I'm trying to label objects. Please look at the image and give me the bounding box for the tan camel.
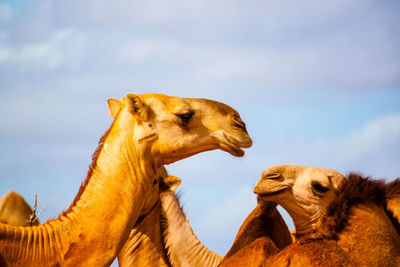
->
[252,166,400,266]
[116,94,252,267]
[0,93,252,266]
[0,191,39,227]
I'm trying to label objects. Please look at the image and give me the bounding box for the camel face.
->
[108,93,252,165]
[254,165,344,234]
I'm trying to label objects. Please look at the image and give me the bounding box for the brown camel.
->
[0,191,39,227]
[0,93,252,266]
[218,165,344,266]
[251,166,400,266]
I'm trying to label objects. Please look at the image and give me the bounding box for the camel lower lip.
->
[222,134,246,157]
[258,188,287,198]
[221,142,244,157]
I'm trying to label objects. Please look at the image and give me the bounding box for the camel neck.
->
[161,191,223,267]
[59,112,156,264]
[287,208,319,236]
[0,112,157,266]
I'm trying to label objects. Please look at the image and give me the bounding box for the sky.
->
[0,0,400,259]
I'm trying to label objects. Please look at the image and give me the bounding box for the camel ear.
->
[330,174,345,189]
[107,98,121,118]
[125,93,157,143]
[163,176,182,192]
[125,94,149,121]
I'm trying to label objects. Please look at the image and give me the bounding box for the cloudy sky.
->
[1,0,399,258]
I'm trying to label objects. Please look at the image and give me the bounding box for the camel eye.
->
[176,111,194,126]
[312,181,329,195]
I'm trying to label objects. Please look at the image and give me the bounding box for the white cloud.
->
[2,0,398,92]
[0,28,86,72]
[322,114,400,164]
[116,39,180,64]
[248,113,400,179]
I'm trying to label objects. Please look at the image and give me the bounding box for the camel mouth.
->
[220,132,252,157]
[256,188,288,199]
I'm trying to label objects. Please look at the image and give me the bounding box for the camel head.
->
[253,165,345,235]
[107,93,252,165]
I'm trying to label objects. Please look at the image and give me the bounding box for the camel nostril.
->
[232,119,247,131]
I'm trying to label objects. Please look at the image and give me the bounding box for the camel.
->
[0,93,252,266]
[251,166,400,266]
[218,165,344,266]
[0,191,39,227]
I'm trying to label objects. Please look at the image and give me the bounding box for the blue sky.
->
[0,0,399,257]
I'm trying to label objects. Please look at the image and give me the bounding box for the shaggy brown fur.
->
[313,173,387,240]
[308,173,400,240]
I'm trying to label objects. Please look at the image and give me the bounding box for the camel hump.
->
[0,191,39,226]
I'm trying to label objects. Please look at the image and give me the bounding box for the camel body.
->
[262,202,400,266]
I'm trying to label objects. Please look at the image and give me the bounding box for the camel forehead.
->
[140,93,237,115]
[263,165,344,186]
[299,167,345,188]
[140,93,190,113]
